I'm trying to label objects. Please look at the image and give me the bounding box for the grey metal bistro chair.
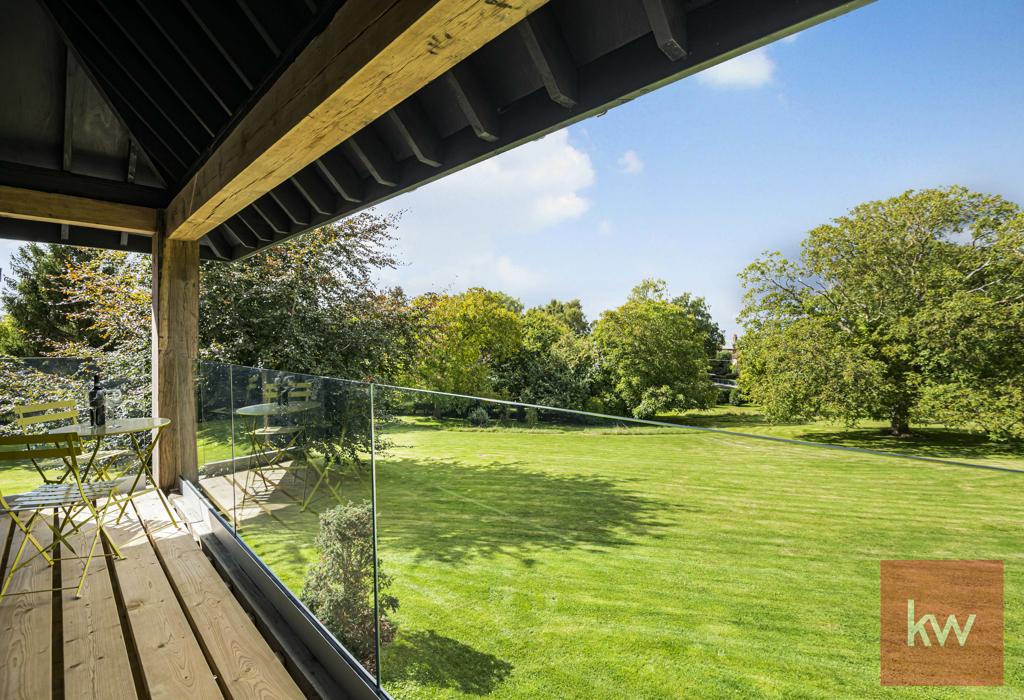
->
[0,433,139,599]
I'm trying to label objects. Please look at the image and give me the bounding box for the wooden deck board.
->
[133,494,305,700]
[0,512,53,700]
[103,508,225,700]
[61,517,138,700]
[0,495,305,700]
[201,469,300,525]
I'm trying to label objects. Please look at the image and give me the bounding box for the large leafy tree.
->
[408,288,522,397]
[3,213,418,385]
[593,280,717,418]
[200,213,417,380]
[537,299,589,335]
[739,187,1024,438]
[1,244,102,354]
[496,306,599,409]
[671,292,724,358]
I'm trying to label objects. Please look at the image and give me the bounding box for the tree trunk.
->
[889,403,911,437]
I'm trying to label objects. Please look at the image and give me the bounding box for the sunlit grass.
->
[218,413,1023,699]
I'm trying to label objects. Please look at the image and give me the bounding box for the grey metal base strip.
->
[179,479,388,700]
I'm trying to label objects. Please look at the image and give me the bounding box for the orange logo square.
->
[880,560,1003,686]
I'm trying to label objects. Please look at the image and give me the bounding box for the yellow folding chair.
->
[0,433,136,599]
[14,400,130,481]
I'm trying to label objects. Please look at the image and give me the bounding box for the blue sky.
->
[376,0,1024,338]
[2,0,1023,338]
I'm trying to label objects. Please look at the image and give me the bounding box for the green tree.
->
[593,280,717,418]
[739,187,1024,438]
[409,288,523,398]
[1,244,101,354]
[199,213,418,380]
[496,307,599,409]
[537,299,589,335]
[0,315,24,355]
[671,292,724,358]
[3,214,418,428]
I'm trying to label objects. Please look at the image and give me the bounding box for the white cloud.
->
[617,149,644,175]
[597,219,613,236]
[374,128,594,296]
[534,192,590,225]
[696,48,776,88]
[495,256,541,290]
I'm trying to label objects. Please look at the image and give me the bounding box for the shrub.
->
[301,503,398,671]
[467,405,489,427]
[728,388,745,406]
[524,407,539,428]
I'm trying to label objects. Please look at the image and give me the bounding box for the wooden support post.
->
[151,226,199,489]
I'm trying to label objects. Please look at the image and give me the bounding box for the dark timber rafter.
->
[643,0,688,61]
[315,151,365,204]
[518,7,577,108]
[221,217,258,249]
[62,48,77,172]
[291,167,337,215]
[236,210,274,242]
[444,63,499,142]
[387,99,442,167]
[252,197,291,235]
[13,0,872,264]
[347,130,398,187]
[268,181,312,226]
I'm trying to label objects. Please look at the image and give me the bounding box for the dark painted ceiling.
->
[0,0,866,261]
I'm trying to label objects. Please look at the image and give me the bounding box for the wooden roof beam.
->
[0,184,158,235]
[387,99,442,167]
[315,151,365,203]
[643,0,688,61]
[166,0,547,241]
[444,63,500,142]
[518,7,577,108]
[347,130,398,187]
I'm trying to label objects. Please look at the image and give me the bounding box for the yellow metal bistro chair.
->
[0,433,137,599]
[14,400,130,481]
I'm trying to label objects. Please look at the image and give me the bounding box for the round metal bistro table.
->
[49,417,176,525]
[235,401,321,512]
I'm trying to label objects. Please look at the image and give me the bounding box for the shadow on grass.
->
[375,456,671,564]
[797,427,1024,462]
[658,409,804,430]
[383,630,513,695]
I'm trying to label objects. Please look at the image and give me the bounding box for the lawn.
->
[211,411,1024,699]
[668,405,1024,471]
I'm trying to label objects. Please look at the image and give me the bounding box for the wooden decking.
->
[0,493,305,700]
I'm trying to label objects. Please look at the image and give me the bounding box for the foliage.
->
[408,288,523,398]
[495,306,600,410]
[1,244,102,354]
[728,388,744,406]
[670,291,725,358]
[301,502,398,671]
[593,279,717,418]
[536,298,589,335]
[467,405,490,427]
[50,252,152,418]
[0,357,148,438]
[739,187,1024,438]
[0,315,24,355]
[200,214,419,381]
